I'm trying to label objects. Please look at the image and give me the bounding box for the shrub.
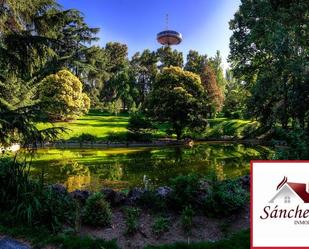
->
[0,157,76,231]
[137,191,166,211]
[169,174,200,209]
[204,179,248,217]
[82,193,112,227]
[273,129,309,160]
[74,133,97,143]
[181,205,194,236]
[39,69,90,121]
[128,113,153,133]
[152,216,170,236]
[124,207,140,235]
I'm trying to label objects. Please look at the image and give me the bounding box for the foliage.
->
[104,99,123,115]
[144,229,249,249]
[0,157,76,231]
[128,113,154,133]
[73,133,97,143]
[0,222,120,249]
[184,50,208,75]
[222,69,249,119]
[146,66,208,139]
[82,192,112,227]
[40,70,90,121]
[273,129,309,159]
[204,179,248,217]
[137,191,166,211]
[152,216,170,236]
[156,46,183,68]
[208,51,226,93]
[229,0,309,130]
[201,65,224,117]
[181,205,194,236]
[130,49,158,105]
[169,174,200,209]
[124,207,140,235]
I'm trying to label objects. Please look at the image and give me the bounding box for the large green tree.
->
[145,67,208,139]
[156,46,183,68]
[184,50,208,75]
[39,70,90,121]
[222,69,249,118]
[130,49,158,105]
[0,0,97,146]
[201,65,224,117]
[229,0,309,129]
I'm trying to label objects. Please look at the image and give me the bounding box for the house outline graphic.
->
[269,177,309,204]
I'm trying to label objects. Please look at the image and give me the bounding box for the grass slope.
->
[203,118,259,139]
[37,111,259,142]
[37,111,130,141]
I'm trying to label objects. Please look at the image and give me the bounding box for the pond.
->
[26,142,273,192]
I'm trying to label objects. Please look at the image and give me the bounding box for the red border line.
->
[250,160,309,249]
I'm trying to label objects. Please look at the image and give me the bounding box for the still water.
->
[28,142,273,191]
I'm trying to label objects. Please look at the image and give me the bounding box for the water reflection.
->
[28,143,273,191]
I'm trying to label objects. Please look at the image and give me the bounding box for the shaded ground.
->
[80,205,249,249]
[0,206,249,249]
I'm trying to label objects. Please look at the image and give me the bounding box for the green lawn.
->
[37,112,259,142]
[203,118,260,139]
[37,111,130,141]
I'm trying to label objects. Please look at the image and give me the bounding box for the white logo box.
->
[251,161,309,249]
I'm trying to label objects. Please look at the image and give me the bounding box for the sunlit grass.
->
[36,111,130,140]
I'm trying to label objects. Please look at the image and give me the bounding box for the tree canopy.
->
[229,0,309,129]
[145,66,208,139]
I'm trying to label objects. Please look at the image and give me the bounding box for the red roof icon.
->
[276,176,309,203]
[286,182,309,203]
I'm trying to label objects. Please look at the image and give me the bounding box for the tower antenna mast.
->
[157,14,182,47]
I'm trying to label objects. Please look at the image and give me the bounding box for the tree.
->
[145,67,208,140]
[209,51,226,93]
[201,65,224,117]
[156,46,183,68]
[184,50,208,75]
[39,69,90,121]
[100,42,129,103]
[130,49,158,105]
[82,46,109,107]
[222,69,249,118]
[229,0,309,130]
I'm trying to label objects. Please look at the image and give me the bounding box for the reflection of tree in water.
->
[89,162,123,180]
[30,143,273,190]
[101,144,271,187]
[31,160,90,188]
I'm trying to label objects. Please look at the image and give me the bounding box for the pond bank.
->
[38,138,266,149]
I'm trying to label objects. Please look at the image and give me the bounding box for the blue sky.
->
[58,0,240,69]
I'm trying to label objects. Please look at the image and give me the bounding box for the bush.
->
[152,216,170,236]
[0,157,76,231]
[137,190,166,211]
[74,133,97,143]
[39,69,90,121]
[181,205,194,236]
[169,174,200,209]
[82,193,112,227]
[124,207,140,235]
[128,113,153,133]
[204,179,248,217]
[273,129,309,159]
